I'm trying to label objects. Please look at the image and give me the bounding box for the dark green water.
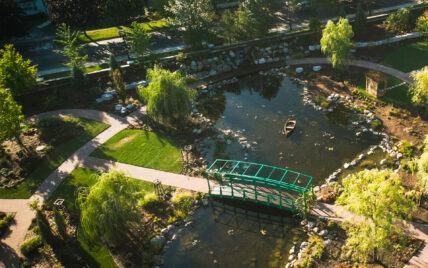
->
[163,200,306,268]
[197,74,380,184]
[163,74,379,267]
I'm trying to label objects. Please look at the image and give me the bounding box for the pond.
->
[163,73,380,267]
[163,199,306,268]
[196,73,380,184]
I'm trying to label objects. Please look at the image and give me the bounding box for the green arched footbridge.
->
[206,159,313,212]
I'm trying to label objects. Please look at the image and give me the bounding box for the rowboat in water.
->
[284,118,297,135]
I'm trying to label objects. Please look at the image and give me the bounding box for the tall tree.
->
[320,18,354,68]
[79,170,144,245]
[409,66,428,108]
[138,65,195,124]
[166,0,213,46]
[0,87,24,142]
[112,69,126,103]
[54,23,87,69]
[0,0,25,38]
[385,8,412,33]
[109,54,122,77]
[336,169,416,262]
[353,3,367,38]
[127,22,152,64]
[0,44,38,96]
[98,0,146,26]
[53,207,68,238]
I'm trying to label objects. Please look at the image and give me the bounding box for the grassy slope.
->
[0,118,109,199]
[47,167,154,268]
[357,39,428,106]
[91,129,183,174]
[380,39,428,72]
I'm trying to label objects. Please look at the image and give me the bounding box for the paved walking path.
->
[0,108,145,267]
[287,58,414,84]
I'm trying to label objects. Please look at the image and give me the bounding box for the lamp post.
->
[118,28,131,61]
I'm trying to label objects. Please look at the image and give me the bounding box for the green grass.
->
[0,117,109,199]
[91,129,183,174]
[47,167,153,268]
[357,74,412,106]
[78,20,168,43]
[380,39,428,72]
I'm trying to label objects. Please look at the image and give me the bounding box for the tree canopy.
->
[0,87,24,142]
[220,0,279,42]
[166,0,213,46]
[44,0,98,29]
[416,134,428,194]
[409,66,428,107]
[320,18,354,68]
[336,169,416,262]
[138,66,195,124]
[416,10,428,36]
[353,3,367,38]
[127,22,152,63]
[79,169,144,245]
[54,23,87,69]
[0,44,38,96]
[385,8,412,33]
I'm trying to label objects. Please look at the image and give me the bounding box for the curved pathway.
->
[0,57,424,266]
[0,108,145,267]
[287,58,414,84]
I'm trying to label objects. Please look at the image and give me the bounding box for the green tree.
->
[353,3,367,38]
[127,22,152,64]
[70,64,85,90]
[54,23,87,69]
[220,9,237,43]
[320,18,354,69]
[309,18,322,33]
[53,207,68,238]
[0,87,24,142]
[416,150,428,195]
[385,8,412,33]
[112,69,126,103]
[0,44,38,96]
[79,170,144,245]
[409,66,428,108]
[109,53,122,77]
[336,169,416,262]
[138,66,195,124]
[416,10,428,36]
[166,0,213,46]
[338,4,346,19]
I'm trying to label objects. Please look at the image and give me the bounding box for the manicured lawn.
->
[91,129,183,174]
[47,167,154,268]
[0,117,109,199]
[380,39,428,72]
[78,20,168,43]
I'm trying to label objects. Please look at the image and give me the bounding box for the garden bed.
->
[0,117,109,199]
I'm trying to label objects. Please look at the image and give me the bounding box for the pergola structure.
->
[365,71,388,98]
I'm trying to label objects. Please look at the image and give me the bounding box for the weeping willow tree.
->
[79,170,145,245]
[336,169,416,263]
[138,65,195,125]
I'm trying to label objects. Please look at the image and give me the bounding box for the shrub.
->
[296,235,325,268]
[416,10,428,35]
[172,191,194,218]
[397,141,414,157]
[70,65,85,90]
[53,207,67,238]
[309,18,322,32]
[320,101,330,108]
[371,119,382,130]
[140,193,163,210]
[112,69,126,103]
[20,236,42,256]
[314,95,326,105]
[385,8,412,33]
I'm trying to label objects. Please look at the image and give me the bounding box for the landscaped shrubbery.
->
[20,236,42,256]
[0,212,14,236]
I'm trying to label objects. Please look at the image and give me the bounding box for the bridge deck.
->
[206,159,313,212]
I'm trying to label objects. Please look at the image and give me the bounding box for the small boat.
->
[284,118,297,135]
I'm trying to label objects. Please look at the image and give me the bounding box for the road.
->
[15,0,421,74]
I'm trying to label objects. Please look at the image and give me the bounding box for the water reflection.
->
[197,74,380,184]
[163,199,306,268]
